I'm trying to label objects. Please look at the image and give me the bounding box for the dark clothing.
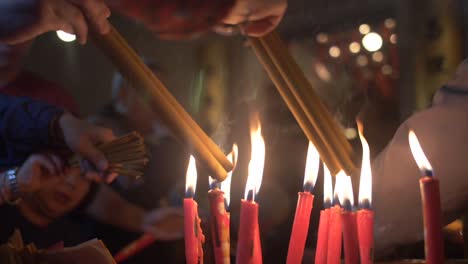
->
[0,93,64,167]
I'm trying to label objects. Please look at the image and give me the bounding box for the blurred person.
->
[0,0,287,44]
[373,60,468,257]
[0,40,116,182]
[0,153,184,249]
[90,62,184,210]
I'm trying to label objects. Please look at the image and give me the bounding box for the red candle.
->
[314,209,330,264]
[327,205,343,264]
[341,210,359,264]
[184,155,205,264]
[237,199,261,264]
[208,188,230,264]
[356,122,374,264]
[287,141,320,264]
[236,115,265,264]
[208,145,237,264]
[338,174,358,264]
[314,164,334,264]
[356,209,374,264]
[114,233,155,263]
[409,131,444,264]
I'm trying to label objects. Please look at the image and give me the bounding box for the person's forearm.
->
[86,184,145,233]
[0,94,64,167]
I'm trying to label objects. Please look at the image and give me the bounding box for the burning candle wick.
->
[423,169,433,178]
[303,181,314,193]
[359,199,371,210]
[210,181,222,190]
[186,187,195,199]
[342,198,352,211]
[247,189,255,202]
[324,198,332,209]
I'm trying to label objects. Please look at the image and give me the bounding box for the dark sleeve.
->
[0,94,64,167]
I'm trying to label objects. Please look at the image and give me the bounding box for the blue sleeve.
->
[0,94,64,167]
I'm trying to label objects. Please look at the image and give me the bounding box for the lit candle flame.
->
[357,121,372,208]
[185,155,197,198]
[244,114,266,201]
[408,130,433,175]
[323,164,333,207]
[336,172,354,210]
[303,141,320,192]
[221,144,238,208]
[333,170,347,205]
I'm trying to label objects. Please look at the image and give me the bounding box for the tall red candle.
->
[315,209,330,264]
[356,122,374,264]
[341,210,359,264]
[208,188,230,264]
[237,198,261,264]
[327,205,343,264]
[338,174,358,264]
[409,130,444,264]
[287,141,320,264]
[184,155,205,264]
[237,114,265,264]
[315,164,334,264]
[356,209,374,264]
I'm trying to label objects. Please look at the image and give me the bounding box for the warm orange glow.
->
[185,155,198,195]
[323,164,333,204]
[303,141,320,189]
[408,130,433,173]
[244,114,266,200]
[357,121,372,206]
[221,144,239,207]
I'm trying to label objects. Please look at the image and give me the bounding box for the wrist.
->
[0,168,21,205]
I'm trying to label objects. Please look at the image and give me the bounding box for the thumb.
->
[78,138,108,171]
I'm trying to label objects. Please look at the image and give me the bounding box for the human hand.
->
[17,153,66,194]
[215,0,287,37]
[0,0,111,45]
[142,207,184,241]
[58,113,117,183]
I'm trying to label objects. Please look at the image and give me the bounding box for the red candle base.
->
[341,211,359,264]
[185,198,205,264]
[114,233,155,263]
[357,209,374,264]
[208,189,231,264]
[314,209,330,264]
[286,192,314,264]
[420,177,444,264]
[236,199,261,264]
[327,205,343,264]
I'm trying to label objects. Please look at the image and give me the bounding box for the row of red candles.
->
[114,121,443,264]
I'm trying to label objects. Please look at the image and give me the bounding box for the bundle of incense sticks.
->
[69,132,149,178]
[249,31,356,176]
[91,25,232,181]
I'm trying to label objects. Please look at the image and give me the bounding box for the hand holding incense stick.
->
[69,132,149,179]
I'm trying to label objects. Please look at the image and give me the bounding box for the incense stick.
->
[251,31,357,176]
[92,26,231,181]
